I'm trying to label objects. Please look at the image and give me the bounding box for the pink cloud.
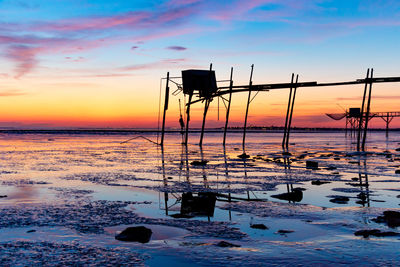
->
[0,89,27,96]
[120,58,187,71]
[0,2,203,77]
[5,45,41,78]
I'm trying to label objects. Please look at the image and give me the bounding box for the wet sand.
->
[0,131,400,266]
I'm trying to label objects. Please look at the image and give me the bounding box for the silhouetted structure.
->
[327,110,400,138]
[160,66,400,151]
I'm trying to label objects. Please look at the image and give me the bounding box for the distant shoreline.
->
[0,127,399,135]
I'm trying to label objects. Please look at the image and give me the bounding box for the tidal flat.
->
[0,131,400,266]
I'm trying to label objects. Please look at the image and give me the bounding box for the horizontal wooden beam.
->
[187,76,400,106]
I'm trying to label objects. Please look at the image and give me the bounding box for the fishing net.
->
[326,113,346,120]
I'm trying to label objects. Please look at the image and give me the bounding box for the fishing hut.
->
[159,65,400,152]
[327,108,400,138]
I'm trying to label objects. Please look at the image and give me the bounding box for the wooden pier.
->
[159,66,400,152]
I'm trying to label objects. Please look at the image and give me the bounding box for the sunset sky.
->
[0,0,400,129]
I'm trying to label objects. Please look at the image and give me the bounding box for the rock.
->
[215,241,241,248]
[357,192,367,201]
[237,153,250,159]
[395,170,400,174]
[306,161,318,169]
[26,229,36,233]
[115,226,152,243]
[326,166,337,170]
[372,210,400,228]
[329,196,349,204]
[334,157,341,160]
[0,195,7,198]
[250,223,268,230]
[293,187,306,191]
[348,161,359,164]
[190,160,208,166]
[311,180,331,186]
[276,229,294,234]
[396,148,400,151]
[354,229,400,238]
[170,213,194,219]
[271,188,303,202]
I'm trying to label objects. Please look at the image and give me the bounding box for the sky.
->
[0,0,400,129]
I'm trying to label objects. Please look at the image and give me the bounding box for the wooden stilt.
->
[357,69,370,151]
[286,74,299,149]
[242,64,254,150]
[199,64,213,147]
[184,93,193,146]
[223,67,234,147]
[282,73,294,149]
[160,72,170,146]
[362,68,373,151]
[199,99,210,147]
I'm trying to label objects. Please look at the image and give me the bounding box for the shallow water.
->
[0,131,400,266]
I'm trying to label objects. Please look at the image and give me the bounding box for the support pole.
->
[199,64,213,147]
[282,73,294,149]
[223,67,234,147]
[386,113,390,137]
[286,74,299,149]
[160,72,170,146]
[242,64,254,150]
[357,69,370,151]
[362,68,373,151]
[184,93,193,146]
[199,99,210,147]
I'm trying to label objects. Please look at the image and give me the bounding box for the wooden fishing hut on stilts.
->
[159,65,400,152]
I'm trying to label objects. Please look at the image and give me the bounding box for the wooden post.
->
[223,67,234,147]
[199,64,213,147]
[386,113,389,137]
[282,73,294,149]
[160,72,170,146]
[357,69,370,151]
[199,99,210,147]
[242,64,254,150]
[286,74,299,149]
[184,93,193,146]
[362,68,373,151]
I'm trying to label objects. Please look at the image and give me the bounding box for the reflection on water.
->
[0,131,400,265]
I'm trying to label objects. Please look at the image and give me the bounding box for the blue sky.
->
[0,0,400,128]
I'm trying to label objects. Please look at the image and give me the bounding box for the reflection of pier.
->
[159,66,400,152]
[159,145,267,221]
